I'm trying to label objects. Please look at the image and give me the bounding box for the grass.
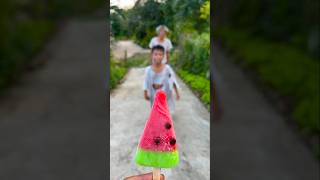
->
[124,53,149,68]
[176,69,210,109]
[110,60,128,90]
[110,53,149,90]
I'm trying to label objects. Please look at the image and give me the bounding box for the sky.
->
[110,0,137,9]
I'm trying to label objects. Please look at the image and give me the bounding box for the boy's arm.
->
[173,84,180,100]
[144,90,150,100]
[143,67,150,100]
[167,65,180,89]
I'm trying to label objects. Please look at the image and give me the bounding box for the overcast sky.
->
[110,0,137,9]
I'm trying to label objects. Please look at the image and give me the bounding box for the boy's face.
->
[152,50,164,64]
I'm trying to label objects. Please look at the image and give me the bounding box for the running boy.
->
[143,45,180,114]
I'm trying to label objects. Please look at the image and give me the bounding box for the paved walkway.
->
[213,45,319,180]
[111,40,149,60]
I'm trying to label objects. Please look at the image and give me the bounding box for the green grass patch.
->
[110,53,148,90]
[124,53,149,68]
[176,69,210,108]
[110,60,127,90]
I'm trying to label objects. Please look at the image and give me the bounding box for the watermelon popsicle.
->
[135,90,179,172]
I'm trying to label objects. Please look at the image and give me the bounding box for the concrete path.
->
[0,19,107,179]
[213,45,319,180]
[110,67,210,179]
[111,40,149,60]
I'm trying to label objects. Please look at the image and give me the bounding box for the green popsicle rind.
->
[134,148,179,168]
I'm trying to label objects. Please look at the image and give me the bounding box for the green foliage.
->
[124,0,170,47]
[199,1,210,21]
[110,6,128,38]
[124,54,149,68]
[217,27,320,134]
[110,53,148,90]
[294,98,319,134]
[0,20,54,90]
[110,59,127,90]
[217,0,319,58]
[133,28,156,48]
[177,69,210,106]
[110,0,209,47]
[14,20,54,58]
[173,32,210,78]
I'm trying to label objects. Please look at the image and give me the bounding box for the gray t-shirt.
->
[143,65,179,113]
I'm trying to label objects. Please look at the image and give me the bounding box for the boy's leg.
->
[150,94,155,108]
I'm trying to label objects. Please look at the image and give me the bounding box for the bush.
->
[170,31,210,108]
[173,32,210,78]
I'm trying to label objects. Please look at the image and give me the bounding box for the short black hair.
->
[151,45,165,53]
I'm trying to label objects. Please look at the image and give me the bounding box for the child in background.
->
[143,45,180,114]
[149,25,173,64]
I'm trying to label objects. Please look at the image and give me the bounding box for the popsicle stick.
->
[152,167,161,180]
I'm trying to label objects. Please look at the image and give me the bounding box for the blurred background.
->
[213,0,319,179]
[0,0,105,91]
[110,0,319,179]
[214,0,319,154]
[0,0,319,179]
[0,0,108,179]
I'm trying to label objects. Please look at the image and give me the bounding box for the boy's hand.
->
[176,93,180,100]
[144,90,150,100]
[144,94,150,100]
[124,172,165,180]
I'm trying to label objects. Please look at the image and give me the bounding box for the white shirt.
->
[149,37,173,64]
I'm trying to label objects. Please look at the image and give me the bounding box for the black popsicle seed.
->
[154,137,161,145]
[165,123,172,129]
[169,138,176,146]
